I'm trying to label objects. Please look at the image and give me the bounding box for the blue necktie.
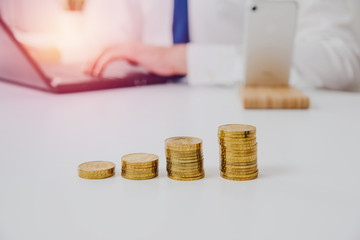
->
[173,0,190,44]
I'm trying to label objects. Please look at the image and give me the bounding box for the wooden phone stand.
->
[239,86,310,109]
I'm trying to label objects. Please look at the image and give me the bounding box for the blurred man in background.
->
[1,0,360,90]
[84,0,360,90]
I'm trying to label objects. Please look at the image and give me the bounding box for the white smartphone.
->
[244,0,298,86]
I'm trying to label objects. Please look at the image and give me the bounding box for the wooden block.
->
[239,86,310,109]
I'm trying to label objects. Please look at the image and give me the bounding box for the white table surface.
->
[0,82,359,240]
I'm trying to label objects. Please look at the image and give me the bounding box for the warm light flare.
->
[54,6,118,64]
[6,1,128,64]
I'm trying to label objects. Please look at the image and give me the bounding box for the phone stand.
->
[239,86,310,109]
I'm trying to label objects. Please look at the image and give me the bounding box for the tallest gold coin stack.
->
[218,124,259,181]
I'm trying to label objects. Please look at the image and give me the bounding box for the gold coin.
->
[167,160,203,165]
[121,168,157,173]
[167,168,203,173]
[165,136,202,148]
[218,134,257,140]
[166,146,202,151]
[121,169,158,176]
[218,132,256,137]
[78,161,115,179]
[220,142,257,147]
[121,164,157,170]
[121,173,158,179]
[166,153,203,160]
[168,168,204,174]
[219,139,257,147]
[219,136,257,141]
[220,144,257,151]
[220,155,258,161]
[121,168,158,174]
[221,161,257,167]
[167,168,203,172]
[221,160,257,167]
[122,161,158,166]
[219,135,256,141]
[221,151,257,157]
[220,149,257,155]
[222,169,258,176]
[121,156,158,168]
[168,172,204,178]
[221,168,258,175]
[219,143,257,149]
[220,150,257,156]
[220,143,257,150]
[218,130,256,135]
[221,160,257,165]
[122,173,158,180]
[122,153,158,164]
[168,175,204,181]
[168,172,205,181]
[166,158,203,163]
[220,170,258,181]
[167,164,203,169]
[167,160,203,167]
[166,160,203,166]
[220,157,258,164]
[220,166,257,172]
[218,124,256,133]
[166,149,203,155]
[121,170,158,176]
[220,173,258,181]
[221,164,258,171]
[167,167,204,173]
[220,152,257,158]
[122,160,158,165]
[166,155,203,160]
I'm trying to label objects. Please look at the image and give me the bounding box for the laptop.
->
[0,17,181,93]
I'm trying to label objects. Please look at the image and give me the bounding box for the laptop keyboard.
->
[41,63,97,79]
[39,61,149,87]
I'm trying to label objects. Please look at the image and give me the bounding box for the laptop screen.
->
[0,18,50,90]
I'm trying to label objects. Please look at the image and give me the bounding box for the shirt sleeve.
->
[291,0,360,90]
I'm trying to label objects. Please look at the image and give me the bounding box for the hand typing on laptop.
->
[83,42,187,78]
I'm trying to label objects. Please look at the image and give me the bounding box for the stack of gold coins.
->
[166,137,205,181]
[78,161,115,179]
[218,124,259,181]
[121,153,158,180]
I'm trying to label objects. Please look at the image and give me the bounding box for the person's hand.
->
[83,42,187,77]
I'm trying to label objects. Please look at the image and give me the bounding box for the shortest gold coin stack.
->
[166,137,205,181]
[121,153,159,180]
[78,161,115,179]
[219,124,259,181]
